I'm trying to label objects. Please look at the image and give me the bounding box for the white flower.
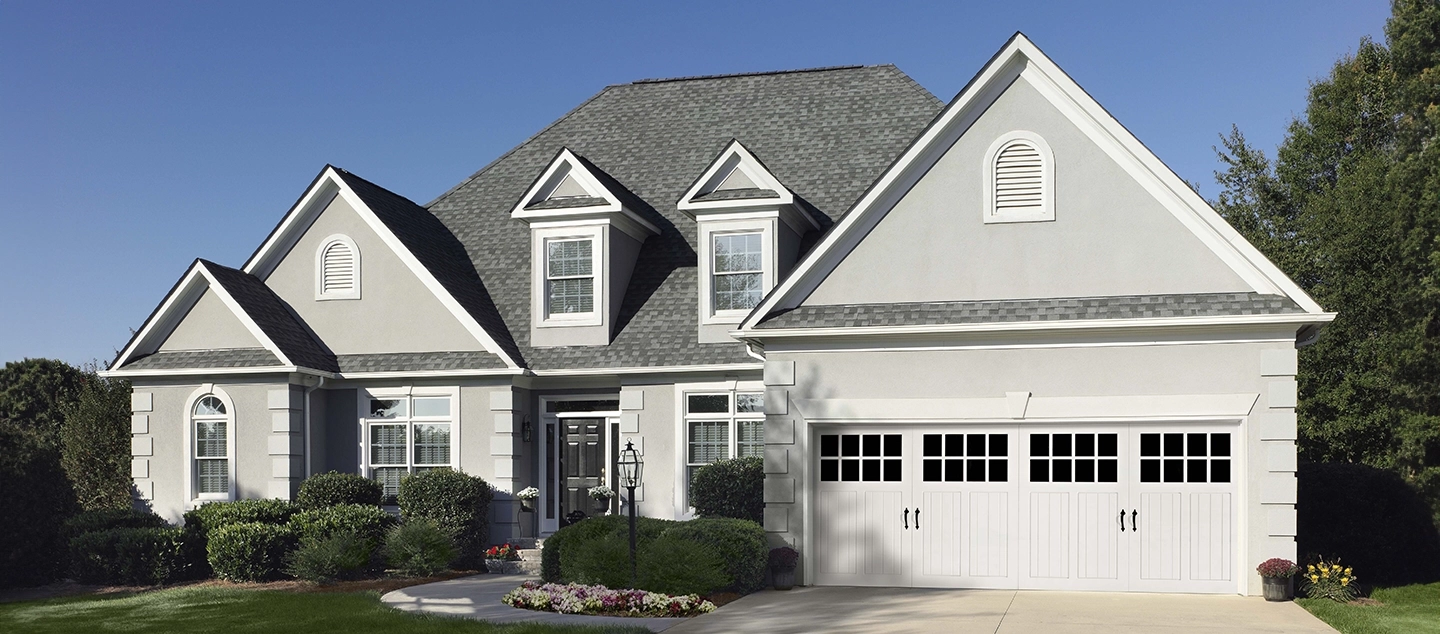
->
[516,486,541,500]
[588,485,615,499]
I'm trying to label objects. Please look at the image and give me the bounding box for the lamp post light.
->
[617,439,643,588]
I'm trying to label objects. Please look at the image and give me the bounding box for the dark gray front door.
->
[563,418,603,519]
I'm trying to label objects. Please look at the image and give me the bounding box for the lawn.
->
[1299,582,1440,634]
[0,585,649,634]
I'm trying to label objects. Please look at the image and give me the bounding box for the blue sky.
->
[0,1,1391,366]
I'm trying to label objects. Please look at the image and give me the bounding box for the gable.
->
[804,77,1251,306]
[157,288,264,351]
[263,192,488,355]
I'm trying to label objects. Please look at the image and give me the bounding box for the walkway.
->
[380,574,686,632]
[664,585,1340,634]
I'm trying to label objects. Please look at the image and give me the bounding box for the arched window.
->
[315,235,361,300]
[191,393,232,499]
[984,131,1054,224]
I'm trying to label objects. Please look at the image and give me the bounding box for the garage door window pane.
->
[841,435,860,457]
[820,434,838,457]
[1030,459,1049,482]
[1140,433,1160,457]
[1211,434,1231,457]
[841,459,860,481]
[1098,459,1118,482]
[1163,459,1184,483]
[863,435,881,457]
[1211,459,1231,482]
[1164,433,1184,457]
[821,459,839,482]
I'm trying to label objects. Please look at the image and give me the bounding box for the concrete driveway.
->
[664,586,1339,634]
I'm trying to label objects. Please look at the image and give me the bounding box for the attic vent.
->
[316,235,360,300]
[984,132,1054,223]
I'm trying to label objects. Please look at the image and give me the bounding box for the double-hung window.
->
[192,395,231,499]
[365,393,455,501]
[546,238,594,317]
[712,232,763,313]
[684,391,765,503]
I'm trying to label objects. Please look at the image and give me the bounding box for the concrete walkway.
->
[380,574,687,631]
[664,586,1340,634]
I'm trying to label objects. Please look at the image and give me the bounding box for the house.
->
[103,34,1332,595]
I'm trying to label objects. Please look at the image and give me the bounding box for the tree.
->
[1212,0,1440,520]
[0,358,85,441]
[62,372,134,511]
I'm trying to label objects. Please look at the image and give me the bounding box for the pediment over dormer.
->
[678,139,819,234]
[511,148,659,241]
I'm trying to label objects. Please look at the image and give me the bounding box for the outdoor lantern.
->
[520,417,533,442]
[618,440,643,488]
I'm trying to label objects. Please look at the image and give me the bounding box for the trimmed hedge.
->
[385,520,457,577]
[69,526,189,585]
[542,514,765,596]
[288,504,394,546]
[1298,462,1440,585]
[207,522,297,582]
[297,472,383,509]
[689,457,764,524]
[64,508,168,540]
[184,499,301,538]
[397,469,493,567]
[287,532,374,583]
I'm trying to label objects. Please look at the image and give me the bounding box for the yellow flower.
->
[1322,570,1329,578]
[1308,565,1316,572]
[1345,567,1353,575]
[1310,575,1319,582]
[1341,578,1350,586]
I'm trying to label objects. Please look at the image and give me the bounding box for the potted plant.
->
[770,546,799,591]
[516,486,540,512]
[1256,557,1298,601]
[588,485,614,514]
[486,543,521,574]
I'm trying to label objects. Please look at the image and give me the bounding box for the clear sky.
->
[0,1,1392,366]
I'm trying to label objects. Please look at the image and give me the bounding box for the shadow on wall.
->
[1297,462,1440,586]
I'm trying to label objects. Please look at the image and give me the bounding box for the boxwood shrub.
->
[69,526,190,585]
[658,517,767,593]
[296,471,383,509]
[184,499,301,538]
[286,532,374,583]
[64,508,168,540]
[397,469,493,567]
[689,456,764,523]
[1298,462,1440,585]
[636,531,729,596]
[288,503,394,546]
[385,519,457,577]
[543,514,764,596]
[207,521,297,582]
[541,514,674,584]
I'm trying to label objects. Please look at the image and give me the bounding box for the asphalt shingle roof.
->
[335,352,508,373]
[199,260,341,372]
[426,65,944,370]
[124,348,281,370]
[755,293,1307,329]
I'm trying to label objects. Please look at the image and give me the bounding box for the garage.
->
[812,425,1238,593]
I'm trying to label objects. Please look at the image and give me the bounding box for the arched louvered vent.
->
[316,236,360,299]
[985,132,1054,223]
[994,141,1043,210]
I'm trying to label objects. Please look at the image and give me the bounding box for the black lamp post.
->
[617,439,643,588]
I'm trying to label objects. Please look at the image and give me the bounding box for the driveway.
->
[665,586,1339,634]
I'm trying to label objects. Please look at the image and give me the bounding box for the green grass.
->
[1299,582,1440,634]
[0,586,648,634]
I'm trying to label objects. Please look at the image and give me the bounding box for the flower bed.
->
[501,581,716,617]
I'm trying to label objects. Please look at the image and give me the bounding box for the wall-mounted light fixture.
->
[521,416,533,442]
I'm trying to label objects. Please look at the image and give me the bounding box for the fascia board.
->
[194,262,295,367]
[242,174,342,279]
[100,365,305,379]
[528,363,764,377]
[736,312,1337,340]
[111,263,209,370]
[514,205,660,238]
[327,170,521,369]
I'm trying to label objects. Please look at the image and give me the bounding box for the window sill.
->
[537,314,602,328]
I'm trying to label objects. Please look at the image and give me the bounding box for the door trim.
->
[537,395,619,535]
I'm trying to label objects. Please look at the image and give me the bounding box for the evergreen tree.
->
[61,372,134,511]
[1212,0,1440,519]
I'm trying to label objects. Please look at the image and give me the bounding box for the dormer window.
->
[983,131,1054,224]
[713,232,764,313]
[315,234,360,300]
[546,238,595,317]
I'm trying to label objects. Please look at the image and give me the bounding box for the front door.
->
[562,418,603,522]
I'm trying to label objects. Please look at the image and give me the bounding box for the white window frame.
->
[983,130,1055,224]
[533,225,605,327]
[314,234,361,300]
[674,381,766,515]
[183,384,236,505]
[357,387,461,502]
[698,218,775,325]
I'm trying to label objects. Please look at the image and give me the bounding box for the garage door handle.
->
[1119,509,1126,532]
[903,508,909,529]
[1131,510,1138,532]
[915,507,921,529]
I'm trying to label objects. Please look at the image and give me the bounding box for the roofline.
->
[735,312,1337,340]
[630,64,870,85]
[102,363,763,380]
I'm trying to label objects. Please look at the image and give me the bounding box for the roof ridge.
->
[629,64,874,85]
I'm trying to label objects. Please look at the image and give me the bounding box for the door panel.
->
[1129,426,1239,593]
[1137,492,1183,581]
[865,491,907,577]
[815,490,859,576]
[968,491,1010,578]
[1190,493,1232,582]
[911,429,1018,589]
[1027,492,1068,579]
[1019,427,1128,591]
[562,419,602,521]
[1076,492,1120,580]
[918,491,964,578]
[813,429,909,587]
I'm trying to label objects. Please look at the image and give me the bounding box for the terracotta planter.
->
[773,568,795,591]
[1262,576,1293,601]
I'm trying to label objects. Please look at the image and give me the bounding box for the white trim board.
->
[793,393,1260,423]
[737,32,1329,337]
[738,313,1334,341]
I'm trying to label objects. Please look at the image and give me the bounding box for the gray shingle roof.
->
[335,352,508,373]
[525,196,609,210]
[692,188,781,202]
[427,65,944,370]
[755,293,1307,329]
[197,260,341,372]
[125,348,281,370]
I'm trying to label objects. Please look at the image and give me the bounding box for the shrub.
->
[297,472,383,509]
[1298,462,1440,585]
[60,374,133,512]
[689,457,764,523]
[397,469,493,567]
[385,520,457,577]
[1302,559,1358,602]
[288,504,394,546]
[65,508,167,540]
[636,532,729,596]
[543,514,674,586]
[185,499,301,538]
[69,526,189,585]
[207,522,297,582]
[286,532,374,583]
[0,421,77,588]
[659,518,767,593]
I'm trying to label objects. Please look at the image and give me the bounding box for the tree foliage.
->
[0,358,85,440]
[1212,0,1440,519]
[62,373,134,511]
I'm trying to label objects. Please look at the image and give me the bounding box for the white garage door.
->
[813,424,1237,593]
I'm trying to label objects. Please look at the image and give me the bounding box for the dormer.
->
[511,148,659,347]
[678,140,820,342]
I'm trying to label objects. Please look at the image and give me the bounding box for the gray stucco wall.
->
[804,77,1251,306]
[760,337,1298,596]
[321,388,358,474]
[158,289,262,351]
[264,194,484,354]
